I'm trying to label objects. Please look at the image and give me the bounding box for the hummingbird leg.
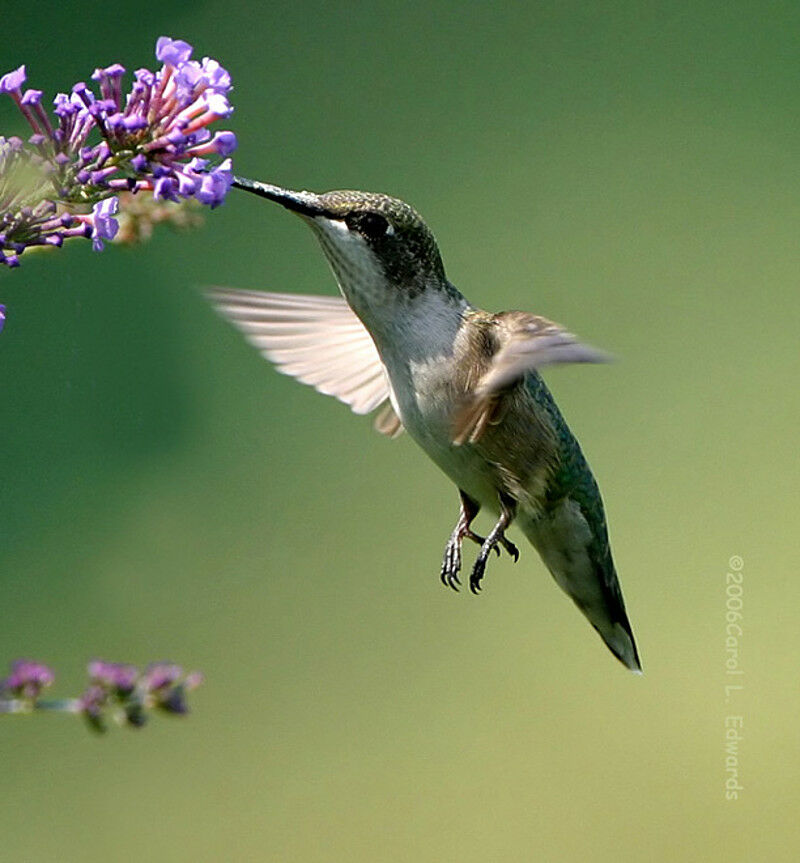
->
[440,491,486,592]
[469,493,519,595]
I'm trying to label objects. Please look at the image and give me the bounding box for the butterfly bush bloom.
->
[1,659,55,699]
[0,36,235,269]
[0,657,202,732]
[79,659,204,732]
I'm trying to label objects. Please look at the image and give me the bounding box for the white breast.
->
[392,346,501,512]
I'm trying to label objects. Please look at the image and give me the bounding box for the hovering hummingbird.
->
[209,176,641,672]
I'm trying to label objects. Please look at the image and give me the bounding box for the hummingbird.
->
[209,176,641,672]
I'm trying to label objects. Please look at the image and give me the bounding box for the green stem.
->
[0,698,81,714]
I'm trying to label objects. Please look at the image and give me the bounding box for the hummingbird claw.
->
[501,537,519,562]
[469,564,485,594]
[468,547,493,594]
[440,565,461,591]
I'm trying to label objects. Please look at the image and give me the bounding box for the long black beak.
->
[232,175,331,218]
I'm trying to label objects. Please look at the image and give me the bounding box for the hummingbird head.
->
[232,178,462,335]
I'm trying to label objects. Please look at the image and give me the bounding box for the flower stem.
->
[0,697,81,714]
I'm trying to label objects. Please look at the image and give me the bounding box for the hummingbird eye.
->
[346,211,393,240]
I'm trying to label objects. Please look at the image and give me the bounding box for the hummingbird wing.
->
[453,311,610,445]
[207,287,403,436]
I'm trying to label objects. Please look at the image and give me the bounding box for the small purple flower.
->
[188,130,237,158]
[21,89,43,106]
[194,158,233,209]
[202,90,233,118]
[53,92,77,117]
[213,131,237,155]
[142,662,183,692]
[91,63,125,81]
[0,65,26,93]
[174,57,232,99]
[78,684,109,733]
[88,659,138,694]
[70,81,94,104]
[0,304,5,334]
[152,176,178,201]
[200,58,232,94]
[2,659,55,699]
[121,114,147,132]
[158,685,189,715]
[155,36,193,66]
[89,197,119,251]
[141,662,201,715]
[133,68,155,87]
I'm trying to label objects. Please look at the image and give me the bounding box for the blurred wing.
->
[453,312,610,445]
[477,314,611,393]
[208,287,404,434]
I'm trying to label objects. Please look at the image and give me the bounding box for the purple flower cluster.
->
[0,657,202,733]
[80,659,203,733]
[0,36,235,268]
[1,659,55,699]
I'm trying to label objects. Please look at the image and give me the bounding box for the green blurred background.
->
[1,1,797,860]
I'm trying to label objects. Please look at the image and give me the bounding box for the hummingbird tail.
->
[521,504,642,673]
[591,618,641,674]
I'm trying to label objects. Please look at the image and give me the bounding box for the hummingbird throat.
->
[311,218,388,310]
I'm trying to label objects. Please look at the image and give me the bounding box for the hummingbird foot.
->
[469,495,518,594]
[441,525,498,591]
[440,491,490,592]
